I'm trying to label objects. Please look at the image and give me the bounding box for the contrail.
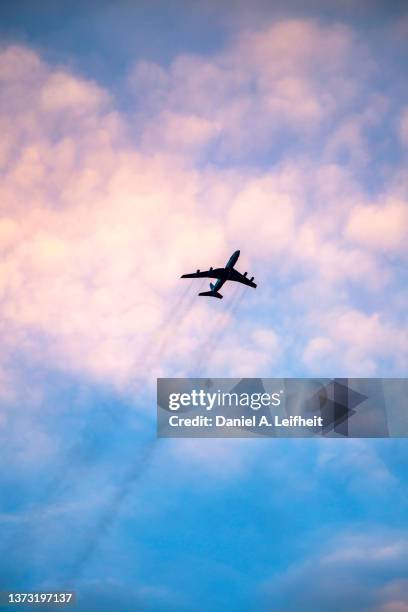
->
[142,281,193,355]
[192,285,245,374]
[146,283,199,363]
[66,284,206,579]
[133,279,201,383]
[67,281,250,579]
[0,416,120,562]
[193,287,239,372]
[67,438,159,583]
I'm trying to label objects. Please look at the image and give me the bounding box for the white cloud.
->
[318,439,398,493]
[262,528,408,611]
[303,309,408,375]
[346,200,408,252]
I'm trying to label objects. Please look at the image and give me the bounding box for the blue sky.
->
[0,1,407,610]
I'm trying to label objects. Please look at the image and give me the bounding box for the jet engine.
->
[250,276,254,281]
[243,271,248,276]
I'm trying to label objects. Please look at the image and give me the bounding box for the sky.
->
[0,0,407,610]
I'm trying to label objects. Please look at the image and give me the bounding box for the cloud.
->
[40,71,109,113]
[201,324,282,377]
[376,580,408,612]
[346,200,408,252]
[227,176,296,255]
[317,439,398,492]
[399,107,408,147]
[129,19,363,158]
[303,309,408,374]
[0,15,407,397]
[0,9,407,610]
[1,43,285,391]
[141,111,222,153]
[168,437,259,480]
[261,528,408,611]
[324,95,388,165]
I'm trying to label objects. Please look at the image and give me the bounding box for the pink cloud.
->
[376,580,408,612]
[140,111,221,153]
[41,71,109,113]
[346,200,408,252]
[129,19,363,156]
[0,30,406,391]
[303,309,408,374]
[399,107,408,147]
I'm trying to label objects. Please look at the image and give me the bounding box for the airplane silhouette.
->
[181,250,257,299]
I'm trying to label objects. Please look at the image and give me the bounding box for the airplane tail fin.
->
[199,290,223,299]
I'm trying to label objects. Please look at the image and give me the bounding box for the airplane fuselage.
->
[226,249,240,269]
[212,250,240,292]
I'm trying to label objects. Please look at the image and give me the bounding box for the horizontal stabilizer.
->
[199,290,223,299]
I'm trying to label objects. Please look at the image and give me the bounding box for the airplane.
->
[181,250,257,299]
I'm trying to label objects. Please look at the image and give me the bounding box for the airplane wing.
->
[229,268,257,288]
[181,268,227,280]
